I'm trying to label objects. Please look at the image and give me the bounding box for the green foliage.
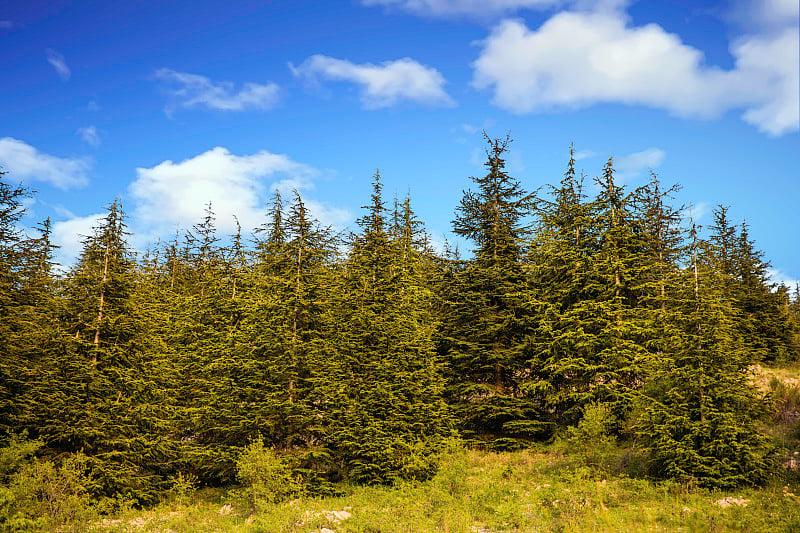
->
[562,402,618,468]
[1,451,96,532]
[0,141,794,511]
[636,223,775,488]
[169,472,198,506]
[235,437,303,510]
[0,433,42,481]
[444,134,539,445]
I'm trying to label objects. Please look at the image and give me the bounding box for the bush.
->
[169,471,198,506]
[0,433,42,482]
[2,452,96,532]
[769,377,800,426]
[562,402,617,468]
[235,437,303,510]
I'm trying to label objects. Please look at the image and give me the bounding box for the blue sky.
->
[0,0,798,286]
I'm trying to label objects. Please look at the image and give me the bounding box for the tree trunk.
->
[92,240,110,361]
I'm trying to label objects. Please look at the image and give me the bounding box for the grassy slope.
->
[78,364,800,532]
[90,446,800,533]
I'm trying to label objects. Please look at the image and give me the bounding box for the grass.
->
[87,445,800,533]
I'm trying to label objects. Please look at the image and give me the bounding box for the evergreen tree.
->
[316,172,450,483]
[0,171,31,437]
[54,200,171,502]
[732,221,797,362]
[532,155,651,428]
[636,223,773,488]
[445,135,538,446]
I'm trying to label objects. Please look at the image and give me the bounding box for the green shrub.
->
[169,471,198,506]
[235,437,303,510]
[562,402,617,468]
[0,433,43,482]
[4,453,96,531]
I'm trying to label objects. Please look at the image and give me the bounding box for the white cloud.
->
[45,49,71,81]
[732,29,799,136]
[76,126,101,148]
[682,201,711,224]
[472,12,799,136]
[52,212,103,266]
[0,137,90,189]
[129,147,350,239]
[728,0,799,34]
[768,267,799,291]
[362,0,628,17]
[290,55,455,109]
[155,69,281,113]
[614,147,665,182]
[574,149,595,161]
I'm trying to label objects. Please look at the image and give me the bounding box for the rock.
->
[322,510,352,523]
[714,496,750,508]
[320,529,336,533]
[218,503,233,515]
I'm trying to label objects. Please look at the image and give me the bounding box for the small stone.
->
[714,496,750,508]
[219,503,233,516]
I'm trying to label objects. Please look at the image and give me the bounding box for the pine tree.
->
[636,223,773,488]
[445,135,539,447]
[732,221,797,362]
[315,172,450,483]
[532,155,651,428]
[52,200,171,502]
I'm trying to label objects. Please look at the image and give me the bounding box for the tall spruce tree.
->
[532,155,652,428]
[0,171,33,437]
[636,223,773,488]
[315,172,449,483]
[732,221,797,362]
[445,134,539,446]
[55,200,171,502]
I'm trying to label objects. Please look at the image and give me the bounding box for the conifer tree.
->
[732,221,797,362]
[0,171,30,436]
[532,155,651,427]
[316,172,449,483]
[445,135,538,446]
[636,223,773,488]
[240,191,335,455]
[54,200,171,501]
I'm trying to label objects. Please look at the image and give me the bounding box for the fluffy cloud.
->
[155,69,281,113]
[472,12,799,136]
[362,0,627,17]
[573,149,595,161]
[45,49,70,81]
[732,29,799,136]
[614,147,665,182]
[768,267,800,291]
[76,126,101,148]
[0,137,90,189]
[291,55,455,109]
[129,147,350,238]
[52,212,103,266]
[682,202,711,224]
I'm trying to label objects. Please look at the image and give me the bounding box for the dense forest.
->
[2,135,799,512]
